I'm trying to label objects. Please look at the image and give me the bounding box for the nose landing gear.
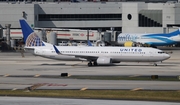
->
[88,61,98,67]
[88,62,92,66]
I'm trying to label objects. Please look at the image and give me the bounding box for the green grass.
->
[0,90,180,102]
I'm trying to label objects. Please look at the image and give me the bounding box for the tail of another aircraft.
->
[87,40,93,46]
[168,28,180,36]
[19,19,49,47]
[145,28,180,38]
[162,28,180,37]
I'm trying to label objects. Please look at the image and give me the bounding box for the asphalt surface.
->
[0,50,180,90]
[0,49,180,104]
[0,97,179,105]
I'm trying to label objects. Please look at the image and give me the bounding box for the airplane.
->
[117,29,180,47]
[20,19,170,66]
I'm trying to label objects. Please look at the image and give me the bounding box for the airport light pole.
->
[98,28,102,40]
[5,24,11,46]
[87,29,89,44]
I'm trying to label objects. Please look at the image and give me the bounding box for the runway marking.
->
[24,83,46,91]
[34,74,40,77]
[11,88,17,91]
[29,83,68,87]
[47,83,67,86]
[80,87,88,91]
[131,88,143,91]
[3,74,9,77]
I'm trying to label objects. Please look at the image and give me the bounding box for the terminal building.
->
[0,0,180,48]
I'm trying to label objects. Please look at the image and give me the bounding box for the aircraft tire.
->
[153,63,157,66]
[88,62,92,67]
[93,62,98,66]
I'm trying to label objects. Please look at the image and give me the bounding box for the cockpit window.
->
[158,52,165,54]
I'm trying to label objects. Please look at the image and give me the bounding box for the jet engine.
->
[97,57,112,64]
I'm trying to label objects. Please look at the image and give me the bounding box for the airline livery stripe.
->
[11,32,22,34]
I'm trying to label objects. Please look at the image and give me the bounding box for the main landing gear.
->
[88,61,98,67]
[88,62,92,66]
[153,63,157,66]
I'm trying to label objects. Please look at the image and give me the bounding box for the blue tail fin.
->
[168,28,180,36]
[19,19,45,47]
[87,40,93,46]
[145,28,180,38]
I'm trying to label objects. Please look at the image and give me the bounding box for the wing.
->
[53,45,98,61]
[75,55,98,61]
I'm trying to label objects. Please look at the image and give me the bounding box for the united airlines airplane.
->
[118,29,180,47]
[20,19,170,66]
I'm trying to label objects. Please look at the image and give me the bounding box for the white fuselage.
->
[25,45,170,63]
[118,33,180,46]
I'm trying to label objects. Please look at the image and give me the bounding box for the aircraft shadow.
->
[117,64,177,67]
[40,63,66,66]
[37,63,177,67]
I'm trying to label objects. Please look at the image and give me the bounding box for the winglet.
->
[87,40,93,46]
[53,45,61,54]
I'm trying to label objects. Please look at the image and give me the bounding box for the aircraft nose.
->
[165,54,170,59]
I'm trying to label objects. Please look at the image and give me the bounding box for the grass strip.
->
[0,90,180,102]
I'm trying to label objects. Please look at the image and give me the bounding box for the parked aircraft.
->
[20,19,170,66]
[118,29,180,47]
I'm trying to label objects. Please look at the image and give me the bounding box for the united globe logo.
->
[25,32,45,47]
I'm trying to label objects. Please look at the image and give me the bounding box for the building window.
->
[127,14,132,20]
[38,14,122,21]
[138,10,162,27]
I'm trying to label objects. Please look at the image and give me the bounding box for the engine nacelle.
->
[97,57,112,65]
